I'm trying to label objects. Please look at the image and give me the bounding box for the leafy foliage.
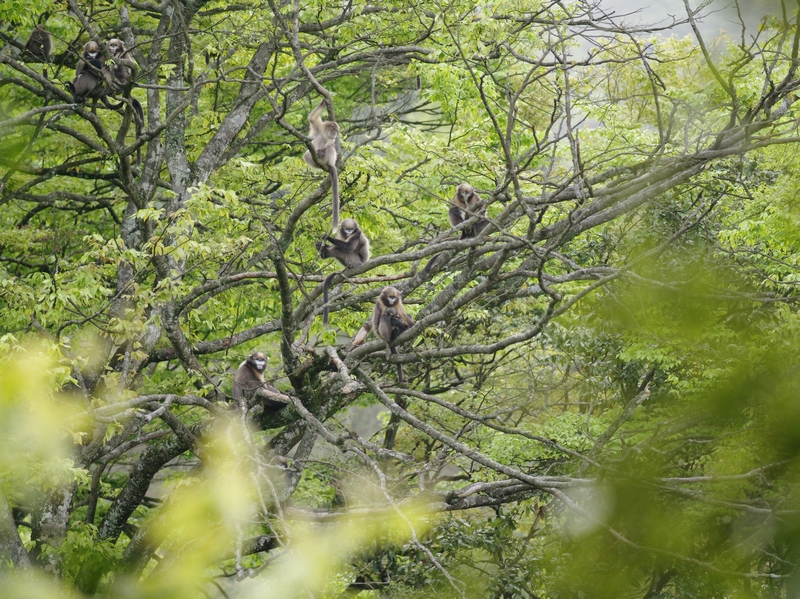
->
[2,0,800,597]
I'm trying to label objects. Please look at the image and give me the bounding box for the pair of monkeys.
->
[312,201,414,381]
[315,182,489,379]
[316,221,413,381]
[232,286,413,401]
[67,38,145,163]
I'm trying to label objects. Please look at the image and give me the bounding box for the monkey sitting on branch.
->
[232,351,287,412]
[449,182,490,239]
[350,286,414,383]
[423,182,492,274]
[67,38,145,164]
[303,99,341,232]
[317,218,370,326]
[23,24,52,63]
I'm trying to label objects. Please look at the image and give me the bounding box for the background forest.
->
[1,0,800,597]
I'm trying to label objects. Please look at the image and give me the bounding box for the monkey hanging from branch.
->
[317,218,370,326]
[303,99,341,232]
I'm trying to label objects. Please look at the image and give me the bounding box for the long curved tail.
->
[330,165,340,233]
[322,272,337,326]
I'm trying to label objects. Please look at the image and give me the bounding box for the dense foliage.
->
[2,0,800,596]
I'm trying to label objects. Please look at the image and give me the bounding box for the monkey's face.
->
[84,41,101,60]
[107,38,125,57]
[249,352,267,372]
[323,121,339,138]
[339,218,359,237]
[380,286,401,307]
[456,183,475,206]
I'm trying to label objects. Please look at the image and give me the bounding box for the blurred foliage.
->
[2,0,800,597]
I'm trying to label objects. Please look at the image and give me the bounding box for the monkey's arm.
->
[448,205,465,227]
[318,244,350,267]
[308,99,326,127]
[326,236,362,252]
[232,379,244,401]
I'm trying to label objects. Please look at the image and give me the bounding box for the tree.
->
[1,0,800,596]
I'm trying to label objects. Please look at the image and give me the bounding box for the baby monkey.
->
[317,218,370,326]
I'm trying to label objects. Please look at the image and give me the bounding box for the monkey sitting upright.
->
[317,217,370,326]
[67,41,105,104]
[449,182,490,239]
[303,99,341,232]
[23,24,52,63]
[232,351,287,412]
[423,182,492,275]
[67,39,145,164]
[373,286,414,382]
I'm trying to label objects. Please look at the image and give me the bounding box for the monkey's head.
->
[455,183,476,208]
[83,41,101,60]
[339,218,360,237]
[323,121,339,139]
[247,351,267,372]
[379,286,402,308]
[107,38,126,57]
[385,306,399,318]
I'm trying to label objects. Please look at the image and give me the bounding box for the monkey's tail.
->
[132,98,145,166]
[421,252,442,275]
[387,346,404,383]
[322,272,338,327]
[103,97,125,110]
[330,165,340,233]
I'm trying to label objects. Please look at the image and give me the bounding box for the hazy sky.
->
[598,0,783,40]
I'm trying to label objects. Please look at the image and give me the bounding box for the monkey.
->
[67,39,145,165]
[106,38,131,88]
[23,24,52,63]
[373,286,414,382]
[422,183,491,275]
[316,218,370,326]
[232,351,287,412]
[449,182,490,239]
[105,38,145,165]
[303,99,341,232]
[67,41,105,104]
